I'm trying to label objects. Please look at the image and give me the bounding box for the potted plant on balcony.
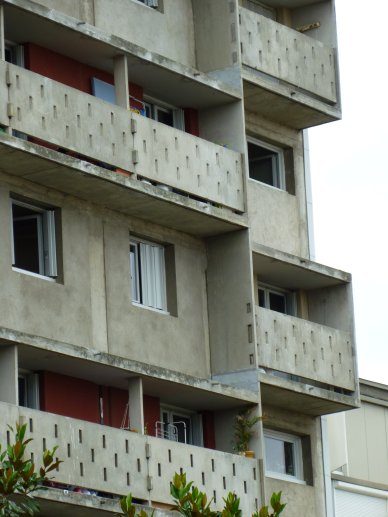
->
[233,407,261,458]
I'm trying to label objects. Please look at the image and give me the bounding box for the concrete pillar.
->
[0,5,5,61]
[0,345,18,404]
[114,55,129,110]
[128,376,144,434]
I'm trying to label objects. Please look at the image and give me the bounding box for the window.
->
[130,238,167,311]
[241,0,276,19]
[11,198,58,278]
[156,407,203,446]
[158,408,193,444]
[4,41,24,66]
[18,371,39,409]
[247,138,285,189]
[264,429,304,482]
[144,97,185,130]
[91,78,116,105]
[258,283,295,315]
[137,0,159,8]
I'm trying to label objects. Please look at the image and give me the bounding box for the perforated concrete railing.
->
[147,435,258,515]
[255,306,355,391]
[133,113,244,212]
[0,403,259,514]
[0,403,149,499]
[239,8,337,103]
[2,61,244,212]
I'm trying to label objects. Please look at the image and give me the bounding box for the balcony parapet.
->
[239,7,337,104]
[255,306,355,392]
[0,403,259,515]
[2,61,244,213]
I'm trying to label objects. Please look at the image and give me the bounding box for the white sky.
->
[308,0,388,385]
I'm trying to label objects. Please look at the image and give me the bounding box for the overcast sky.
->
[308,0,388,385]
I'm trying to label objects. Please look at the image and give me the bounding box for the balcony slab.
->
[243,72,340,129]
[0,135,247,237]
[260,372,360,416]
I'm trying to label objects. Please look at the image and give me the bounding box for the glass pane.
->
[269,292,286,314]
[13,204,42,274]
[173,415,191,444]
[265,436,296,477]
[258,288,266,308]
[157,108,173,127]
[265,436,286,474]
[18,377,27,407]
[248,143,277,186]
[284,441,295,476]
[130,244,140,303]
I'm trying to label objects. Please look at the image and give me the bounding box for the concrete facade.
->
[0,1,358,516]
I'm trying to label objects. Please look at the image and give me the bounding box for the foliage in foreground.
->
[0,423,61,517]
[120,472,286,517]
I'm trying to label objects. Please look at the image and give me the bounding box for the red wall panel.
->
[201,411,216,449]
[143,395,160,437]
[39,371,100,424]
[102,387,128,429]
[184,108,200,137]
[24,42,143,101]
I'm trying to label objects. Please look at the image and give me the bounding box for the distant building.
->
[328,379,388,516]
[0,1,358,516]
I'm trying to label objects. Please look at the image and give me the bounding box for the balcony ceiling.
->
[3,1,240,109]
[252,244,350,290]
[243,76,338,130]
[16,344,255,411]
[260,374,359,416]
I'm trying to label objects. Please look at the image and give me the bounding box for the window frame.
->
[143,95,185,130]
[264,429,305,483]
[160,406,194,445]
[258,282,296,316]
[247,137,286,190]
[136,0,159,8]
[129,237,168,313]
[11,198,58,280]
[18,370,40,409]
[4,40,25,66]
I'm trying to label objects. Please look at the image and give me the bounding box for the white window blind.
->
[140,242,166,310]
[130,239,167,311]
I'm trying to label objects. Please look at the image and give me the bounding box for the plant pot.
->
[244,450,255,458]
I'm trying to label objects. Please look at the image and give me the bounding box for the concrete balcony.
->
[2,61,244,213]
[0,59,247,237]
[256,306,358,415]
[0,402,259,515]
[239,7,340,129]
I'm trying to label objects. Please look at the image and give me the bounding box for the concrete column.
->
[0,345,18,404]
[128,376,144,434]
[114,55,129,110]
[0,5,5,61]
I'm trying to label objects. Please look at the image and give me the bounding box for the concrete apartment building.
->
[328,380,388,517]
[0,0,359,515]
